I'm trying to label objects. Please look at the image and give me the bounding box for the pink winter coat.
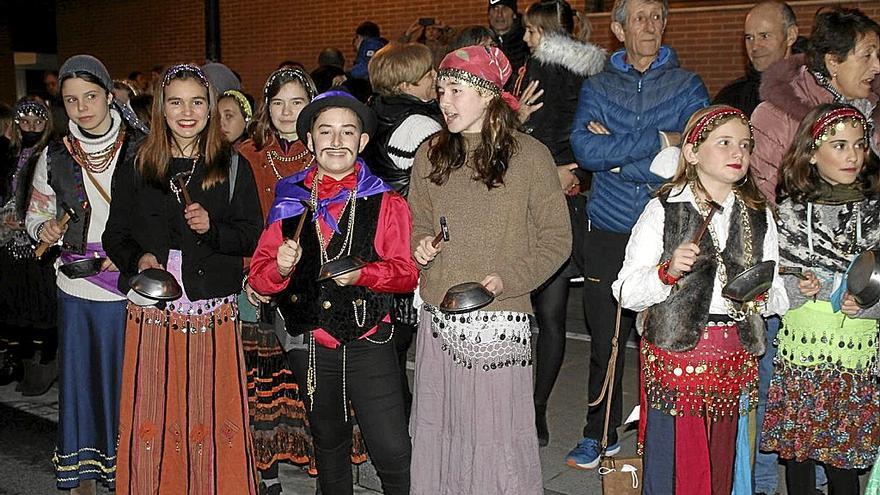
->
[750,54,880,204]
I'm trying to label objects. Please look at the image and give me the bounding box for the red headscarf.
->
[438,45,520,111]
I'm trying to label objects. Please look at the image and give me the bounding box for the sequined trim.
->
[425,303,531,372]
[779,301,879,372]
[127,298,237,334]
[643,324,758,419]
[437,68,502,96]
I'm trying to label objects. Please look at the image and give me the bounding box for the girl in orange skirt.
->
[104,64,263,494]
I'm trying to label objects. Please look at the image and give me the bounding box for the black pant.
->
[532,264,570,407]
[786,459,860,495]
[288,326,411,495]
[391,322,415,419]
[582,228,635,445]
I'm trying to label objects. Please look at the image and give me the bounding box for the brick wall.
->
[0,12,16,104]
[55,0,204,81]
[52,0,880,101]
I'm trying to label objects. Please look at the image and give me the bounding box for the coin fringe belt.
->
[426,303,532,372]
[129,295,238,334]
[642,321,759,420]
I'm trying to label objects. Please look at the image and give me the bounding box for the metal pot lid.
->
[129,268,183,301]
[439,282,495,314]
[722,260,775,303]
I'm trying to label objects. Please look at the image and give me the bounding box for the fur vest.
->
[643,196,768,355]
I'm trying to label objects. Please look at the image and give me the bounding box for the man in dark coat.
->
[713,1,798,117]
[488,0,529,79]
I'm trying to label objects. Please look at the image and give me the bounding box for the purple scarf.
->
[59,242,122,295]
[267,159,390,231]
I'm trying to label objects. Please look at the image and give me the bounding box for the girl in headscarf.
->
[407,45,571,493]
[0,98,56,396]
[24,54,147,494]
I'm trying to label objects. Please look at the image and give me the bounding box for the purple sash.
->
[59,242,122,295]
[267,159,390,229]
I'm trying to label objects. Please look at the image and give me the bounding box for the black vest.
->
[277,189,391,343]
[643,196,768,355]
[46,128,141,254]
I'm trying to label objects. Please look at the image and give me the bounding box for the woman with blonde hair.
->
[614,105,787,493]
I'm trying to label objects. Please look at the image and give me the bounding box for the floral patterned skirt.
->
[761,360,880,469]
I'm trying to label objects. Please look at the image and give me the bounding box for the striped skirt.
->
[115,301,258,494]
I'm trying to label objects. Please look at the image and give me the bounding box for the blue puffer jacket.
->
[571,46,708,233]
[350,37,387,80]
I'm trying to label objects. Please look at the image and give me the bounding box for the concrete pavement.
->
[0,285,644,494]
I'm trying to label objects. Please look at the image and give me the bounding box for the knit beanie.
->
[58,54,113,92]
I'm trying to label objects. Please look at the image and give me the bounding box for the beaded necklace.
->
[169,157,200,204]
[690,183,754,321]
[67,127,126,174]
[267,148,311,180]
[309,172,357,263]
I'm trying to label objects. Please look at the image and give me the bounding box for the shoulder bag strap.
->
[589,284,624,453]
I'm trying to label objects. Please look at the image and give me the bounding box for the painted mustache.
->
[320,146,354,154]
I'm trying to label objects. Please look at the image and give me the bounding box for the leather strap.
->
[63,136,112,205]
[589,285,624,453]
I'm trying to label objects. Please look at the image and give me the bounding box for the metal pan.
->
[129,268,183,301]
[59,257,106,279]
[439,282,495,314]
[722,260,776,303]
[317,256,367,282]
[846,249,880,308]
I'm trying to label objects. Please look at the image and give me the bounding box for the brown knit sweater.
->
[407,131,571,314]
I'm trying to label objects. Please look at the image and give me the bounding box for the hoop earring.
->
[685,161,698,180]
[735,174,748,187]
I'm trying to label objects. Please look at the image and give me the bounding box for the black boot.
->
[535,403,549,447]
[0,347,23,386]
[20,351,57,396]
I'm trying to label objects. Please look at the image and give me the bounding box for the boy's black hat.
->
[297,89,377,144]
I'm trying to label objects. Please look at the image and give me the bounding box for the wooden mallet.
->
[691,200,723,245]
[432,216,449,248]
[173,171,194,207]
[288,200,312,243]
[35,202,79,259]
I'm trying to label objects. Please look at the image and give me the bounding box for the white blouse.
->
[611,185,789,317]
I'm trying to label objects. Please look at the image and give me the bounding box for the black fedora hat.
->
[296,89,377,145]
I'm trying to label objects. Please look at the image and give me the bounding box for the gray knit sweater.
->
[777,196,880,317]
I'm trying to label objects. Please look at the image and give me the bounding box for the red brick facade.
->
[52,0,880,100]
[0,13,15,104]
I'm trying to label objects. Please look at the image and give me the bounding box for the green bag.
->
[867,453,880,495]
[238,290,259,323]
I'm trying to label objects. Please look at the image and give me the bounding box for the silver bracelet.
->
[35,221,47,242]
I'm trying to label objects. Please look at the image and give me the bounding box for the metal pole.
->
[205,0,220,62]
